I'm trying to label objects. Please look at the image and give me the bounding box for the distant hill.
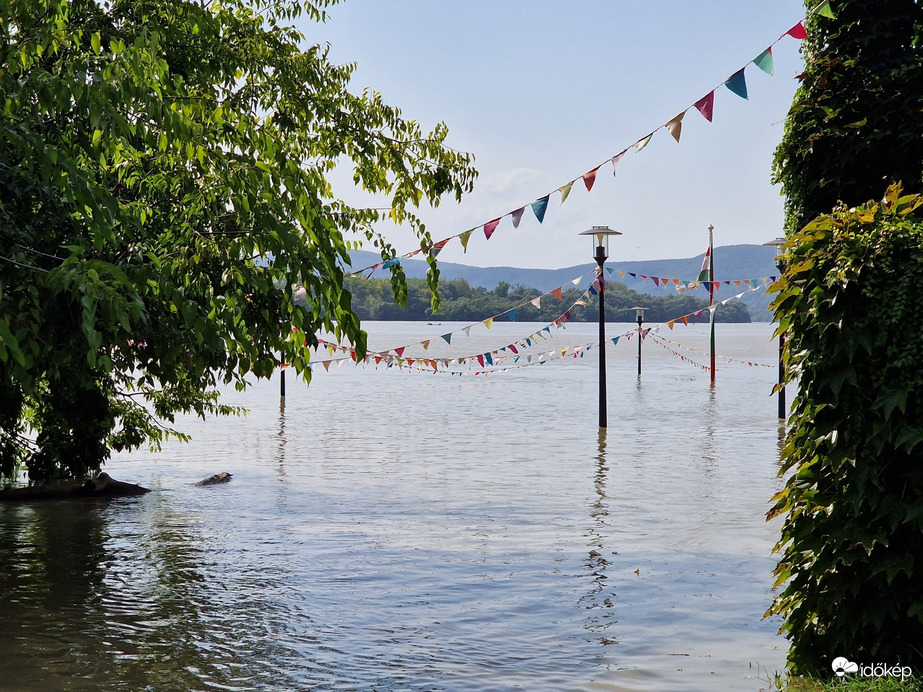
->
[347,244,781,322]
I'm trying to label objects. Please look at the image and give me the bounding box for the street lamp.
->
[631,307,648,376]
[579,226,623,428]
[763,238,787,420]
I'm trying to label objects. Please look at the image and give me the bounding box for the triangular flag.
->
[511,207,525,228]
[507,309,516,321]
[394,347,405,357]
[558,181,574,204]
[382,258,401,269]
[725,68,748,99]
[483,218,500,240]
[817,1,835,18]
[441,333,452,344]
[462,326,471,336]
[530,296,541,309]
[652,277,661,287]
[476,355,484,367]
[485,317,494,329]
[666,320,675,330]
[786,22,807,40]
[430,238,450,257]
[665,112,684,143]
[634,133,654,151]
[321,360,331,372]
[421,340,430,350]
[582,167,600,191]
[611,150,626,176]
[484,352,493,366]
[458,229,473,252]
[754,47,774,75]
[551,287,563,300]
[694,91,715,122]
[531,196,549,223]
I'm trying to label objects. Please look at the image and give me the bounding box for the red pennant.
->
[786,22,807,40]
[652,277,661,287]
[582,167,600,191]
[394,347,405,357]
[430,238,450,257]
[484,218,501,239]
[694,91,715,122]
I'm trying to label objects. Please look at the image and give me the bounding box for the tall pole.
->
[708,224,716,386]
[775,257,787,420]
[778,331,785,419]
[595,244,607,428]
[636,312,643,376]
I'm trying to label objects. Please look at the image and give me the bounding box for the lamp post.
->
[764,238,787,420]
[631,307,648,376]
[579,226,622,428]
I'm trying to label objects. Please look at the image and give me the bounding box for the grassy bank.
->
[778,675,922,691]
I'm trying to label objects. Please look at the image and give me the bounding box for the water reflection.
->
[581,427,617,644]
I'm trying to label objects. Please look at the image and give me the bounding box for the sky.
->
[303,0,810,269]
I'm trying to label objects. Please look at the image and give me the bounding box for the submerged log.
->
[195,472,233,486]
[0,472,150,502]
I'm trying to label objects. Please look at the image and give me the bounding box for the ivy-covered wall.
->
[767,186,923,674]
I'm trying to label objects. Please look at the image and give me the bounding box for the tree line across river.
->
[344,277,751,323]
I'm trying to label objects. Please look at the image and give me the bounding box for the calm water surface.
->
[0,321,791,691]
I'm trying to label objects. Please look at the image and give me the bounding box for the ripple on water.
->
[0,323,788,691]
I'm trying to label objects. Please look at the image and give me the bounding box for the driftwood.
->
[195,472,233,486]
[0,472,150,503]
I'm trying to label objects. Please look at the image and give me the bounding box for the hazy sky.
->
[308,0,809,269]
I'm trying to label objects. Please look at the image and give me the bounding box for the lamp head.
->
[579,225,622,262]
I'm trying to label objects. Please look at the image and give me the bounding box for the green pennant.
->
[817,1,835,18]
[754,48,774,76]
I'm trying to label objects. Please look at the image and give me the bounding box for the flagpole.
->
[708,224,716,386]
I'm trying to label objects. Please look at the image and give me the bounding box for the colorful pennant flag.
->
[665,112,685,143]
[484,218,500,240]
[634,133,654,151]
[511,207,525,228]
[558,181,574,204]
[754,47,774,75]
[725,68,748,99]
[786,22,807,39]
[694,91,715,122]
[583,167,599,191]
[531,196,549,223]
[459,229,473,252]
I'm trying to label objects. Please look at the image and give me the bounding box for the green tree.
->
[772,0,923,234]
[768,0,923,674]
[768,188,923,674]
[0,0,476,481]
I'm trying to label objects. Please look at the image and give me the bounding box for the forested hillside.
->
[343,277,750,323]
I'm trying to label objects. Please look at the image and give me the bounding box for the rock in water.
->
[0,472,150,502]
[195,472,233,487]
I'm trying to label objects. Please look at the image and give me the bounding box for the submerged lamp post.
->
[764,238,787,420]
[579,226,622,428]
[631,307,648,376]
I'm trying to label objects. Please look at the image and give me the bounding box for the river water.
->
[0,321,791,691]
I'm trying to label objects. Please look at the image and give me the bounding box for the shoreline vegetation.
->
[343,277,751,324]
[778,675,923,691]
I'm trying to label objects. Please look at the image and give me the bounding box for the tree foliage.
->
[0,0,476,481]
[343,277,751,324]
[772,0,923,234]
[767,186,923,674]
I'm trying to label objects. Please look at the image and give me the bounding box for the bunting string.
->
[345,4,835,277]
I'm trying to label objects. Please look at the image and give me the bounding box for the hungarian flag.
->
[677,247,711,292]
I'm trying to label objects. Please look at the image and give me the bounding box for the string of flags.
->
[308,281,773,374]
[344,3,836,278]
[648,332,774,370]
